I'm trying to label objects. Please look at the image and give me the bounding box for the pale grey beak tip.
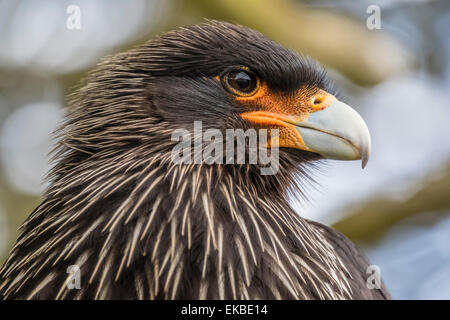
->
[360,129,371,169]
[361,156,368,169]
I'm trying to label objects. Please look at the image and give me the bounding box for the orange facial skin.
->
[237,81,337,149]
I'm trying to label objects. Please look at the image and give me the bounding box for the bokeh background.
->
[0,0,449,299]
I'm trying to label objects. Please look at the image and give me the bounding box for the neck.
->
[4,147,353,299]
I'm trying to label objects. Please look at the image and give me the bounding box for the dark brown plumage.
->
[0,21,390,300]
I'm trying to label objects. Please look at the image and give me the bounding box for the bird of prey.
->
[0,21,390,300]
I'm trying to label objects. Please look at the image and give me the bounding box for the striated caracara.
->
[0,21,389,300]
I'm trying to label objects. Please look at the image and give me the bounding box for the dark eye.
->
[222,67,259,96]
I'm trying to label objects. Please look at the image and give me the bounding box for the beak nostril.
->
[312,96,324,105]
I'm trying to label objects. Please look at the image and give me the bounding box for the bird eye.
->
[222,67,259,97]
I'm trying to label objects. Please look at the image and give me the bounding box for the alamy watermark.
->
[366,5,381,30]
[366,265,382,290]
[171,121,280,175]
[66,265,81,290]
[66,5,81,30]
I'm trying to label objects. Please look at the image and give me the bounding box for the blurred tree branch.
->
[333,162,450,243]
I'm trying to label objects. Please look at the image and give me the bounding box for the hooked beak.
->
[241,96,371,168]
[295,100,371,168]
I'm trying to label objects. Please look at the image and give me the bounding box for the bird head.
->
[145,21,370,166]
[62,21,371,186]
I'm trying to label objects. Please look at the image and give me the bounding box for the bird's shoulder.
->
[306,219,391,300]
